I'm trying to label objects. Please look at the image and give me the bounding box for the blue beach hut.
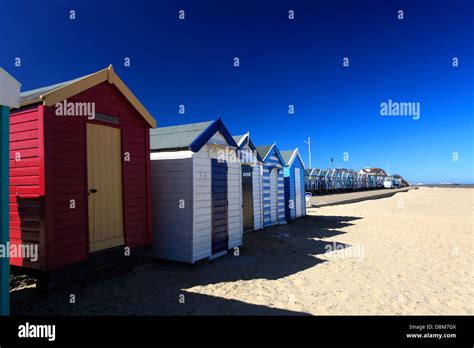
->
[256,143,286,227]
[281,148,307,220]
[321,169,331,193]
[305,168,319,193]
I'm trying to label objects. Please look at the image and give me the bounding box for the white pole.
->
[304,137,311,168]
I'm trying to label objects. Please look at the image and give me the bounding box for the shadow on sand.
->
[10,215,362,315]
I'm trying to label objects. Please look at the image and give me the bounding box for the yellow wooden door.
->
[87,123,124,253]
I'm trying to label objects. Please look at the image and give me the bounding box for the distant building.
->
[359,167,387,176]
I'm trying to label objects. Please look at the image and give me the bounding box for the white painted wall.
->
[192,149,212,262]
[227,161,242,248]
[295,167,302,217]
[191,132,242,262]
[252,164,263,230]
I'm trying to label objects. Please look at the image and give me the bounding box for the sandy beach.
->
[11,187,474,315]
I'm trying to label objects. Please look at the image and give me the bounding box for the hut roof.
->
[18,65,156,128]
[150,118,237,152]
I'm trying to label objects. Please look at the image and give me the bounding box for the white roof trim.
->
[150,151,193,160]
[286,148,306,170]
[236,133,248,146]
[262,142,277,161]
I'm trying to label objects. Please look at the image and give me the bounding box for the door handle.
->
[90,189,97,193]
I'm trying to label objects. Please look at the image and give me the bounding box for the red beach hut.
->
[9,65,156,271]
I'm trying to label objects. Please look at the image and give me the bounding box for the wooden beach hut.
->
[355,171,361,190]
[340,169,349,192]
[9,65,156,271]
[233,133,264,233]
[256,144,286,227]
[383,176,394,189]
[149,119,242,263]
[305,168,318,193]
[281,148,307,220]
[328,169,338,193]
[306,168,324,194]
[348,170,357,191]
[321,169,331,193]
[315,169,325,193]
[358,169,373,190]
[341,169,354,192]
[333,169,344,193]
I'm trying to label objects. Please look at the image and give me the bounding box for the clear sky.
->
[1,0,472,183]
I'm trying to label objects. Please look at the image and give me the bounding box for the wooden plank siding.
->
[262,148,286,227]
[9,105,45,269]
[39,81,151,269]
[252,164,263,230]
[284,156,307,220]
[151,158,193,263]
[192,150,213,262]
[227,160,242,249]
[149,123,242,264]
[192,143,242,262]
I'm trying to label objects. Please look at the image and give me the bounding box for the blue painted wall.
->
[0,105,9,316]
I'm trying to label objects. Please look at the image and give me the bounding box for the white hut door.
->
[295,168,302,218]
[270,168,278,223]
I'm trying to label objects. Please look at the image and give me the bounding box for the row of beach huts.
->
[3,66,407,274]
[305,167,404,194]
[4,66,308,271]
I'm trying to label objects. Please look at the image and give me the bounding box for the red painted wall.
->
[9,105,45,269]
[10,81,152,270]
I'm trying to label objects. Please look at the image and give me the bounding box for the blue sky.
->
[1,0,472,183]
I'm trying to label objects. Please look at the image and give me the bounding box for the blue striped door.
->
[211,159,228,254]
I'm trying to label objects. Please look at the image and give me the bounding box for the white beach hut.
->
[149,118,243,263]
